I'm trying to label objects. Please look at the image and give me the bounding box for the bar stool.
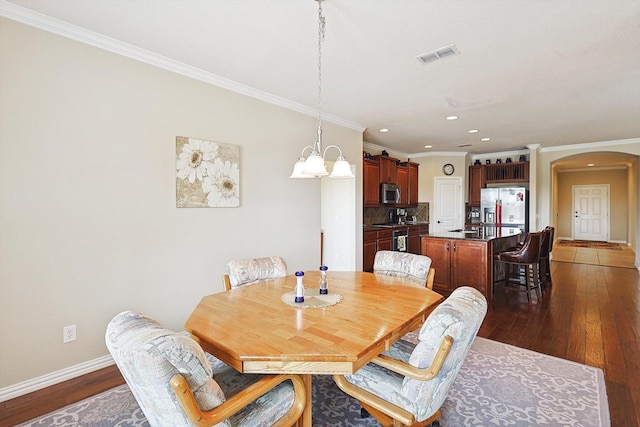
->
[539,226,555,290]
[494,231,543,302]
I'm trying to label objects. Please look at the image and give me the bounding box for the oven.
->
[392,229,408,252]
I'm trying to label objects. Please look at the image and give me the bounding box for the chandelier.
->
[290,0,354,179]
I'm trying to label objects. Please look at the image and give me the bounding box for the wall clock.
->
[442,163,455,175]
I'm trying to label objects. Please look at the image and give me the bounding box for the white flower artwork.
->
[176,136,240,208]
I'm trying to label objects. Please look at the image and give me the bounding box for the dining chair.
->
[333,286,487,427]
[224,256,287,290]
[373,250,435,289]
[106,311,305,427]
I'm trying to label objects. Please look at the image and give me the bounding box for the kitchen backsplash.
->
[363,203,429,226]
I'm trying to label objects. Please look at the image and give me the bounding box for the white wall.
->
[0,18,362,390]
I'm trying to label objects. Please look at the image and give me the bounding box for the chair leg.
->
[532,262,542,300]
[524,265,531,302]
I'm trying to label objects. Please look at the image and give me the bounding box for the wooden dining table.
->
[183,271,444,426]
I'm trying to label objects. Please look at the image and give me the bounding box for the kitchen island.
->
[421,227,521,305]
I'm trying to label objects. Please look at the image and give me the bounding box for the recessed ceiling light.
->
[379,128,389,133]
[468,129,479,133]
[446,116,458,120]
[587,163,594,167]
[481,137,491,142]
[424,145,433,149]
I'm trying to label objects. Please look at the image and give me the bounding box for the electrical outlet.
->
[63,325,76,343]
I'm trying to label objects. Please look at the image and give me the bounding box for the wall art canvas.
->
[176,136,240,208]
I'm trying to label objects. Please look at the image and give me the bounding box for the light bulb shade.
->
[290,159,314,178]
[304,154,329,176]
[329,159,354,178]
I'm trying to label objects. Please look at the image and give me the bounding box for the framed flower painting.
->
[176,136,240,208]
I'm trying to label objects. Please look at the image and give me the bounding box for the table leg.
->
[300,374,312,426]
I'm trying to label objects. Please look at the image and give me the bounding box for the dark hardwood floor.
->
[1,260,638,426]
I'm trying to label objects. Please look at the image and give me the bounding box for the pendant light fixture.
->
[290,0,354,179]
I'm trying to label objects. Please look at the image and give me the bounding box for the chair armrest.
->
[373,335,453,381]
[222,274,231,291]
[333,374,415,426]
[426,267,435,290]
[171,373,306,427]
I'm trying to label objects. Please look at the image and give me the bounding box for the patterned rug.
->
[556,240,621,250]
[18,338,609,427]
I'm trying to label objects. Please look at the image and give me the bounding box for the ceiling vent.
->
[458,143,472,148]
[416,44,460,65]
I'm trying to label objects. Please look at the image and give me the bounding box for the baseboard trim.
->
[0,355,115,402]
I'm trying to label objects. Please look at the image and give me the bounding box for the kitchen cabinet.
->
[468,162,528,206]
[363,158,380,207]
[408,224,429,254]
[407,162,419,206]
[363,230,377,272]
[377,156,397,184]
[421,237,488,296]
[397,161,419,207]
[363,229,394,272]
[468,165,484,206]
[397,164,408,205]
[485,161,529,182]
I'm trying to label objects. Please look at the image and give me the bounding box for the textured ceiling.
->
[4,0,640,162]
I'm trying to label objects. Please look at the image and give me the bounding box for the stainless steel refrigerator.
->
[480,187,528,234]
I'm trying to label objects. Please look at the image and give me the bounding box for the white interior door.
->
[433,177,463,232]
[573,185,609,241]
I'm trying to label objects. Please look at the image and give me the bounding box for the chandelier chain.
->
[317,0,325,132]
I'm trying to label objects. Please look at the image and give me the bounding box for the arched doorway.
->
[549,151,638,249]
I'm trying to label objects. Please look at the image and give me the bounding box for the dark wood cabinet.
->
[363,158,380,207]
[398,161,419,207]
[408,225,429,254]
[485,161,529,182]
[363,229,394,272]
[363,230,378,272]
[468,165,484,206]
[451,240,488,295]
[407,162,419,206]
[421,237,488,296]
[468,162,528,206]
[378,156,397,184]
[364,156,419,207]
[421,238,454,293]
[397,165,408,205]
[377,229,393,251]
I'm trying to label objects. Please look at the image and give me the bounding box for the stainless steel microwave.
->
[380,183,400,204]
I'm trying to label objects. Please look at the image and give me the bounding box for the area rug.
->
[18,338,609,427]
[556,240,621,250]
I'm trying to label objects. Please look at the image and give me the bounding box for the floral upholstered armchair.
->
[373,250,435,289]
[333,286,487,427]
[106,311,305,427]
[223,256,288,290]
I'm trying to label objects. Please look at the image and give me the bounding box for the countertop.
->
[363,222,429,232]
[422,226,522,242]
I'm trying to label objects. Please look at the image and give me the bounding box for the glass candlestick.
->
[295,271,305,303]
[319,265,328,294]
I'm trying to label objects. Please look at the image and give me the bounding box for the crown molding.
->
[0,0,365,132]
[557,166,627,173]
[540,137,640,152]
